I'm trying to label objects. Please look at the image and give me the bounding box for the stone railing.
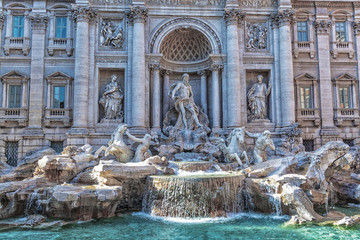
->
[0,108,28,127]
[3,37,31,56]
[44,108,72,127]
[296,108,320,126]
[331,41,354,59]
[334,108,360,127]
[292,41,315,59]
[47,38,73,56]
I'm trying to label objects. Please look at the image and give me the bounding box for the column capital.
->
[353,21,360,35]
[72,5,98,23]
[127,6,148,24]
[149,63,161,70]
[314,20,332,34]
[161,69,172,76]
[210,64,224,71]
[197,70,210,76]
[224,8,244,26]
[30,14,48,30]
[272,9,294,27]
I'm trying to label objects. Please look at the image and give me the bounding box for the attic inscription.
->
[239,0,276,7]
[148,0,225,5]
[90,0,132,4]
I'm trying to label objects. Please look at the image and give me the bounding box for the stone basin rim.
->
[148,173,244,179]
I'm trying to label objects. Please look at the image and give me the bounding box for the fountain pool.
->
[0,212,360,240]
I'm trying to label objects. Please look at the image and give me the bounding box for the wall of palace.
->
[0,0,360,163]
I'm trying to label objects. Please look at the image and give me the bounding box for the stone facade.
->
[0,0,360,161]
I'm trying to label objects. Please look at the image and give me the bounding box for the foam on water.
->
[132,212,290,224]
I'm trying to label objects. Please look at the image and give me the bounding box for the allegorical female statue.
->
[99,75,124,121]
[247,75,271,120]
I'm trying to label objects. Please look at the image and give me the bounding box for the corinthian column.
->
[129,7,148,130]
[162,70,171,120]
[27,15,48,132]
[150,63,161,131]
[224,9,243,128]
[71,6,97,132]
[210,64,223,130]
[276,9,295,126]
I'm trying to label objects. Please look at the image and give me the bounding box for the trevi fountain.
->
[0,74,359,239]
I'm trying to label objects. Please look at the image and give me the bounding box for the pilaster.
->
[197,70,209,115]
[210,64,223,130]
[149,63,161,132]
[315,19,338,139]
[26,14,48,136]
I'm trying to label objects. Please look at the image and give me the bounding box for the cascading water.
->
[269,194,282,216]
[25,190,43,216]
[142,173,245,218]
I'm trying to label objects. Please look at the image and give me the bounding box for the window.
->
[335,22,347,42]
[12,16,24,38]
[297,21,308,42]
[300,86,312,109]
[303,140,314,152]
[5,141,18,166]
[51,141,64,153]
[53,86,65,108]
[55,17,67,38]
[339,86,351,108]
[8,85,21,108]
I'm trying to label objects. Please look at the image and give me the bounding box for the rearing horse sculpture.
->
[95,124,134,163]
[226,127,249,165]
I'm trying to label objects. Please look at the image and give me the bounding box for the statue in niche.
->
[247,75,271,121]
[126,130,159,162]
[99,75,124,121]
[162,73,210,152]
[170,73,203,130]
[246,23,268,50]
[246,130,275,164]
[100,20,124,49]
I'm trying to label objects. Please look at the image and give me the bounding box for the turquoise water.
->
[0,213,359,240]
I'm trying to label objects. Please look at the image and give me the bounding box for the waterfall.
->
[269,194,282,216]
[143,174,245,218]
[25,190,42,216]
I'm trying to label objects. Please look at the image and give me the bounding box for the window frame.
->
[335,21,347,42]
[297,21,309,42]
[8,84,22,108]
[12,15,24,38]
[52,85,66,109]
[55,16,67,39]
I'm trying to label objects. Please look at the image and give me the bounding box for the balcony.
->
[331,41,354,59]
[44,108,72,127]
[293,41,315,59]
[0,108,28,127]
[3,37,30,56]
[296,108,320,127]
[47,38,73,57]
[334,108,360,127]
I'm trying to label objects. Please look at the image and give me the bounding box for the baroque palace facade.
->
[0,0,359,164]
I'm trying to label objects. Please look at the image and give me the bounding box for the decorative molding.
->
[274,9,294,27]
[353,21,360,36]
[149,63,161,70]
[210,64,223,71]
[246,22,268,51]
[72,5,98,23]
[197,70,209,75]
[0,14,4,29]
[314,20,332,34]
[30,15,48,30]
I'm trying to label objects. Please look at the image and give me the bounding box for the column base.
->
[129,126,147,135]
[150,127,162,134]
[320,127,341,145]
[23,127,44,138]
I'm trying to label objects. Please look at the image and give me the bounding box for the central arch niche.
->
[160,28,212,62]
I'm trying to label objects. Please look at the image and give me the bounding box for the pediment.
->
[294,73,317,81]
[46,71,73,80]
[1,70,28,80]
[333,73,357,81]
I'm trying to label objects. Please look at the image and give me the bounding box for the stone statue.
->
[100,21,124,48]
[225,127,249,165]
[169,73,203,130]
[247,75,271,120]
[94,124,133,162]
[246,130,275,164]
[126,130,158,162]
[99,75,124,121]
[217,139,243,166]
